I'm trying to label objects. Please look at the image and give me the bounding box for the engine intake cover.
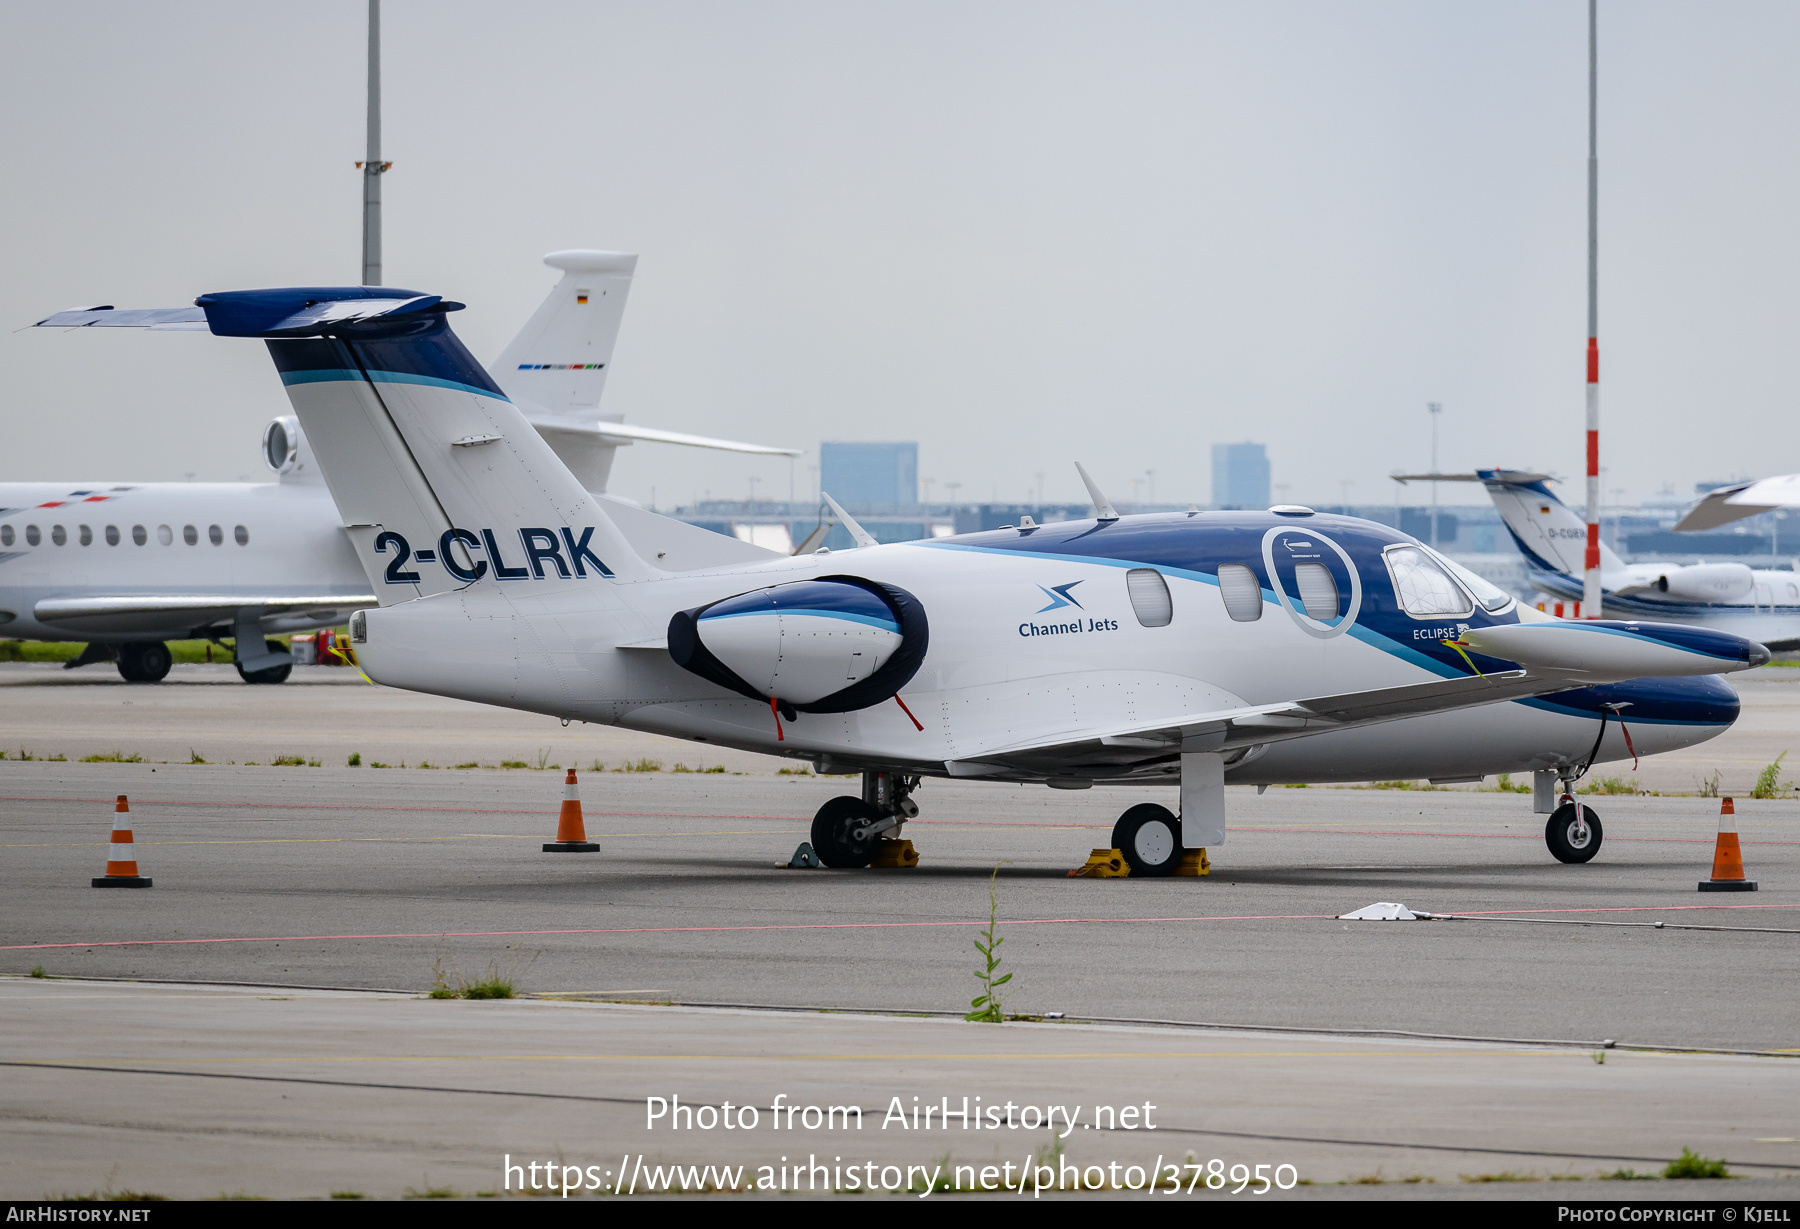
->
[667,576,928,713]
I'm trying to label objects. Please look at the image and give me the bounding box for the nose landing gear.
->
[1546,790,1603,863]
[809,771,920,868]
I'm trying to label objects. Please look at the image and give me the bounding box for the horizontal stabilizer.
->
[526,416,801,457]
[1675,474,1800,532]
[35,289,461,338]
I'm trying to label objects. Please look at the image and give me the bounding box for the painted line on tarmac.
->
[2,1059,1793,1170]
[1,831,793,848]
[6,901,1797,952]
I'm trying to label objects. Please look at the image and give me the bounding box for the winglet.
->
[821,492,877,548]
[1075,462,1119,522]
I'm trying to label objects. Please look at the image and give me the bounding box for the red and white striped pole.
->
[1582,0,1603,619]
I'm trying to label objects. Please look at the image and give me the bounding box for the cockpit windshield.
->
[1426,547,1516,614]
[1384,545,1473,617]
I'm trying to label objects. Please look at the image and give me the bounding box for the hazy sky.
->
[3,1,1796,512]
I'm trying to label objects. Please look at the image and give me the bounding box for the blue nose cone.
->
[1588,673,1741,728]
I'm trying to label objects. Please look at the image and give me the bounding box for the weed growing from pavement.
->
[188,750,207,764]
[29,965,46,978]
[1753,752,1788,799]
[347,752,362,766]
[778,766,812,776]
[965,865,1011,1023]
[329,1192,366,1200]
[1664,1149,1732,1179]
[1699,771,1721,797]
[455,762,479,769]
[618,757,663,773]
[501,760,529,769]
[79,751,142,763]
[428,955,524,1000]
[1582,775,1642,796]
[1491,773,1531,793]
[535,747,552,770]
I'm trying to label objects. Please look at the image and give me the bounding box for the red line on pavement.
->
[6,903,1796,952]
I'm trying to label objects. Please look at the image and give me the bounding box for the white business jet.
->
[47,284,1766,872]
[1398,470,1800,650]
[3,251,797,682]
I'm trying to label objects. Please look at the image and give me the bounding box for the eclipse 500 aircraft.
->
[5,252,796,682]
[44,284,1767,873]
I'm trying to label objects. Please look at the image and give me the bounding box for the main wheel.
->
[1112,803,1183,877]
[1545,802,1603,863]
[810,795,882,868]
[116,642,171,683]
[236,639,293,685]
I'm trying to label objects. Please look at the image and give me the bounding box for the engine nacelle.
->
[1655,563,1754,604]
[667,576,928,713]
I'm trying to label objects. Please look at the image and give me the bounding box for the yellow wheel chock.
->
[1175,848,1211,877]
[1068,848,1129,878]
[870,838,919,869]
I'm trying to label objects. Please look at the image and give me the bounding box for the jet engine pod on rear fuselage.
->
[666,576,928,714]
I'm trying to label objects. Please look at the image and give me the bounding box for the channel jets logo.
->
[372,527,613,584]
[1020,580,1118,638]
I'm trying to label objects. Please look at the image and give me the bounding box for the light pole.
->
[357,0,390,285]
[1428,401,1443,548]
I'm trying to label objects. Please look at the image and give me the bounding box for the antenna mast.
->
[1582,0,1602,617]
[359,0,388,285]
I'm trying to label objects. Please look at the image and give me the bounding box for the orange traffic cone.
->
[543,769,599,852]
[1698,797,1757,892]
[91,795,151,888]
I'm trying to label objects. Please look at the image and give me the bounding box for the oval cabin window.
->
[156,524,173,546]
[105,525,119,546]
[1126,569,1173,627]
[132,524,147,546]
[209,524,223,545]
[1217,563,1263,622]
[1294,562,1339,621]
[0,525,12,546]
[78,525,92,546]
[235,525,249,546]
[51,525,66,546]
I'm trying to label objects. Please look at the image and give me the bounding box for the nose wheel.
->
[1545,797,1603,863]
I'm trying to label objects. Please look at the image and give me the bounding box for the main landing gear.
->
[810,771,920,868]
[1534,770,1603,863]
[116,641,172,684]
[235,639,293,685]
[1111,803,1185,877]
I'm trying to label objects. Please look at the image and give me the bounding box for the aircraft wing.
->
[948,619,1768,775]
[1674,474,1800,532]
[524,415,802,457]
[949,667,1557,775]
[34,594,375,635]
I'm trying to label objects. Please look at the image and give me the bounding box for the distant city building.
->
[820,441,918,509]
[1211,442,1270,509]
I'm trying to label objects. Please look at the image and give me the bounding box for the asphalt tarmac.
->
[2,664,1797,1197]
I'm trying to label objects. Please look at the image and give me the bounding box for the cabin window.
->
[1126,568,1173,627]
[1294,562,1339,621]
[209,524,223,546]
[235,524,249,545]
[156,524,173,546]
[0,525,12,546]
[1217,563,1263,622]
[105,525,119,546]
[51,525,66,546]
[132,524,147,546]
[1384,545,1472,617]
[183,524,198,546]
[1427,547,1513,613]
[78,525,92,546]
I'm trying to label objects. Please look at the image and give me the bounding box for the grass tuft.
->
[329,1191,366,1200]
[188,750,207,764]
[777,766,812,776]
[79,751,142,763]
[30,964,47,978]
[500,760,529,769]
[1582,775,1641,796]
[1663,1149,1732,1180]
[454,762,479,769]
[271,755,307,766]
[1753,752,1788,800]
[428,956,517,1001]
[1601,1168,1658,1181]
[347,752,362,767]
[617,757,663,773]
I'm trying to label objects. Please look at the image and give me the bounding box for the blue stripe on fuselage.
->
[917,512,1734,727]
